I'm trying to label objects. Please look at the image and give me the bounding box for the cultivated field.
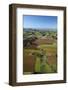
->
[23,28,57,74]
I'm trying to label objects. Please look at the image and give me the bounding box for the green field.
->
[23,28,57,74]
[23,43,57,74]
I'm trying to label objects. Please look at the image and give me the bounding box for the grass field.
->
[23,43,57,74]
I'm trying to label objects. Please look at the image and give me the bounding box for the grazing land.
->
[23,28,57,74]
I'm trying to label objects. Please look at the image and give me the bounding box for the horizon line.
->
[23,27,57,30]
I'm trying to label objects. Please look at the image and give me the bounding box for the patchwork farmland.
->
[23,28,57,74]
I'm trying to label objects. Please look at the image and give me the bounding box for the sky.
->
[23,15,57,29]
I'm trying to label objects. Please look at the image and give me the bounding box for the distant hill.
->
[23,28,57,32]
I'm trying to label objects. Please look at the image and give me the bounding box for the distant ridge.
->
[23,28,57,32]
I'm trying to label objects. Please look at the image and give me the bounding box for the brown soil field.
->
[34,38,55,45]
[23,55,35,72]
[47,55,57,65]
